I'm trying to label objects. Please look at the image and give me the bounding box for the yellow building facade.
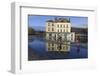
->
[46,22,71,32]
[45,18,75,52]
[46,18,75,42]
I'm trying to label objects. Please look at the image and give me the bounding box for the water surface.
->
[28,35,88,60]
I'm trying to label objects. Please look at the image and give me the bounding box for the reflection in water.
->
[28,35,88,60]
[45,33,72,52]
[76,44,80,53]
[46,42,70,52]
[46,32,75,42]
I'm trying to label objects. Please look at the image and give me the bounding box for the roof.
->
[47,18,70,23]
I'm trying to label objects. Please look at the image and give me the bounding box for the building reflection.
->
[46,42,70,52]
[46,32,75,42]
[45,29,72,52]
[45,34,70,52]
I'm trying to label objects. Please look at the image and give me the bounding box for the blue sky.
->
[28,15,88,31]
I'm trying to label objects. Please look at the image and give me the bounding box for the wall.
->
[0,0,100,76]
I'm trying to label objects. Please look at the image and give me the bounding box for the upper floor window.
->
[52,28,54,31]
[57,24,59,28]
[52,24,54,26]
[63,25,65,28]
[61,24,62,28]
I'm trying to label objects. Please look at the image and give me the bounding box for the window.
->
[52,43,54,46]
[61,29,62,32]
[52,24,54,26]
[48,48,50,51]
[58,29,59,32]
[52,47,54,51]
[58,24,59,28]
[64,25,65,28]
[61,24,62,28]
[52,28,54,31]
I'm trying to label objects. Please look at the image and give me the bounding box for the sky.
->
[28,15,88,31]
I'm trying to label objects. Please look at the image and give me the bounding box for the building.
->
[46,18,75,42]
[46,18,71,32]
